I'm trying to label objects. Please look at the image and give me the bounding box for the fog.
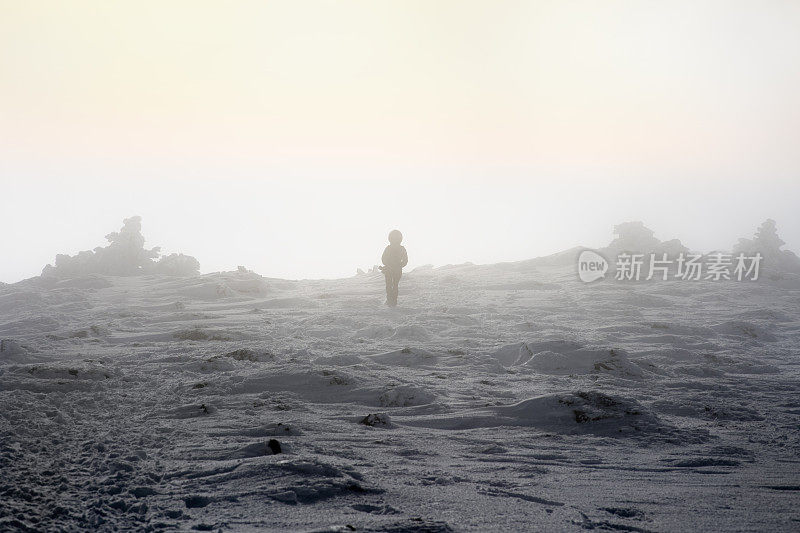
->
[4,4,800,531]
[2,1,799,281]
[2,168,798,283]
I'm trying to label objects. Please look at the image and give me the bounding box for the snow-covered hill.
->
[1,261,799,531]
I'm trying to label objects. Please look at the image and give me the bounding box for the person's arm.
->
[381,246,390,266]
[400,247,408,268]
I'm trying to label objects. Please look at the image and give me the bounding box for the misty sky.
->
[2,1,799,282]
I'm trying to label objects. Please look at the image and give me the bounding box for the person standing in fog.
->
[381,230,408,307]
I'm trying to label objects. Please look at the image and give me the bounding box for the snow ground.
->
[1,259,799,532]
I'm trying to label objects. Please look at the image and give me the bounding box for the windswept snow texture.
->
[1,264,799,531]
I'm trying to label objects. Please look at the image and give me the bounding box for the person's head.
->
[388,229,403,245]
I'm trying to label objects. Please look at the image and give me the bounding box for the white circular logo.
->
[577,250,608,282]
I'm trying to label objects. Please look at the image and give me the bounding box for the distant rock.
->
[359,413,395,428]
[228,439,282,458]
[268,439,282,454]
[183,495,212,509]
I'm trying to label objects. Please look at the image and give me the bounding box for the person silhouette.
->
[380,230,408,307]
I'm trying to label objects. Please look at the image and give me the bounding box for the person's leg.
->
[387,269,399,306]
[393,270,402,304]
[384,269,393,304]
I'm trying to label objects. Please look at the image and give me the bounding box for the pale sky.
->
[2,1,799,282]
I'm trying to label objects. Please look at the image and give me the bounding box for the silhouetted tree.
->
[42,216,200,278]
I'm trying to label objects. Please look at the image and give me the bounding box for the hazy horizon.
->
[3,170,798,283]
[3,1,799,282]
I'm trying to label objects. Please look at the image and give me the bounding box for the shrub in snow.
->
[154,253,201,276]
[42,216,200,278]
[604,221,688,256]
[733,219,800,273]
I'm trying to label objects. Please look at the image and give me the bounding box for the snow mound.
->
[491,341,644,377]
[177,459,381,508]
[712,321,778,342]
[353,325,395,340]
[484,280,559,291]
[406,391,705,442]
[368,347,438,367]
[223,348,271,362]
[178,348,273,374]
[52,275,114,289]
[1,362,117,392]
[0,316,60,337]
[207,423,303,441]
[153,271,269,301]
[651,398,764,421]
[0,291,44,314]
[527,348,643,377]
[390,325,431,342]
[378,385,435,407]
[181,355,237,373]
[223,273,269,295]
[258,297,320,309]
[18,363,115,381]
[491,342,543,366]
[495,391,662,434]
[161,403,219,419]
[177,280,235,299]
[226,368,436,407]
[313,354,365,366]
[0,339,36,364]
